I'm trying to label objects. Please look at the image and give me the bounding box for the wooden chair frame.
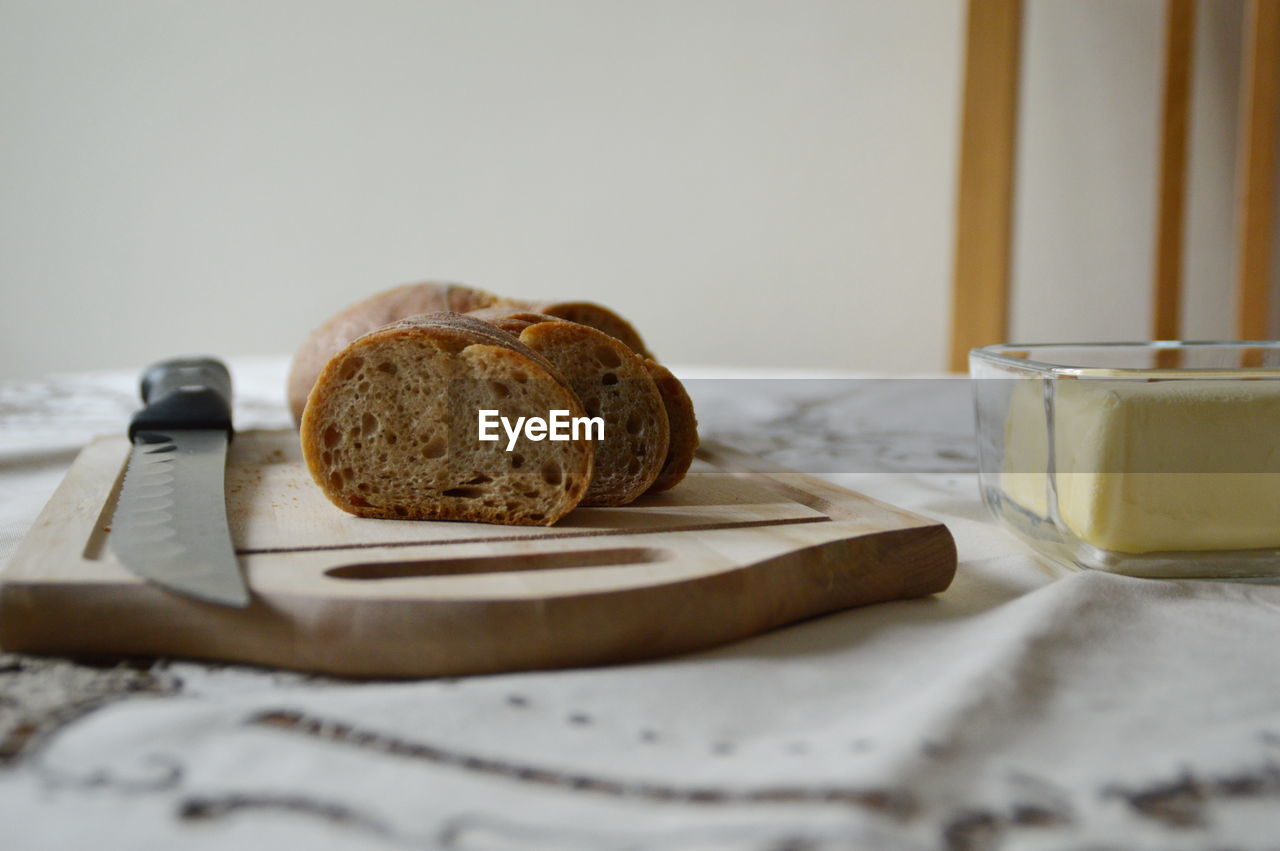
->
[948,0,1280,370]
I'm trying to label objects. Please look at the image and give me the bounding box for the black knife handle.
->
[130,357,234,439]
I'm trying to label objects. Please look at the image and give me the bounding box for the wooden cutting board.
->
[0,430,956,678]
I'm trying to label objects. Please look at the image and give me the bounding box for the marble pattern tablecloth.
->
[1,359,1279,850]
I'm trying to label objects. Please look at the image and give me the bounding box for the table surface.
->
[1,358,1278,850]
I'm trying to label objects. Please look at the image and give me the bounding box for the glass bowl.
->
[970,342,1280,579]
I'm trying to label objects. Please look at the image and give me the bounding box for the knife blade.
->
[109,357,250,607]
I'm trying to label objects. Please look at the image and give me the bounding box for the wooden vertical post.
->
[948,0,1024,371]
[1235,0,1280,340]
[1152,0,1196,342]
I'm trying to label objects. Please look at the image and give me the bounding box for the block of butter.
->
[1000,378,1280,554]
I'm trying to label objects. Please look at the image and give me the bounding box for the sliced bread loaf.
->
[300,312,593,526]
[642,360,698,492]
[288,282,504,423]
[467,308,668,506]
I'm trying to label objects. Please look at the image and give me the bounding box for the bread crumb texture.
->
[300,318,593,526]
[517,322,668,506]
[466,308,669,507]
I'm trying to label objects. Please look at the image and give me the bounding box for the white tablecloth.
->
[1,359,1278,850]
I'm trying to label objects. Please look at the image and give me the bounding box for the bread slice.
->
[514,300,652,359]
[288,282,504,423]
[642,360,698,492]
[300,312,593,526]
[467,308,668,506]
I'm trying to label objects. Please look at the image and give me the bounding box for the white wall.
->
[0,0,1271,381]
[1011,0,1164,342]
[1011,0,1265,344]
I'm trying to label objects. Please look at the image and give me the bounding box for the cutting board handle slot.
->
[324,546,673,580]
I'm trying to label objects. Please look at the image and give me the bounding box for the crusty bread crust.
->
[515,301,652,359]
[290,286,654,424]
[463,308,562,337]
[642,360,698,492]
[467,308,668,506]
[288,283,505,424]
[300,312,592,526]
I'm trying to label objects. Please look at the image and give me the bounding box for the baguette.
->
[288,282,504,423]
[467,308,668,506]
[300,312,593,525]
[289,284,656,422]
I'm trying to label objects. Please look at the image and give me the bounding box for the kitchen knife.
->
[109,357,250,607]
